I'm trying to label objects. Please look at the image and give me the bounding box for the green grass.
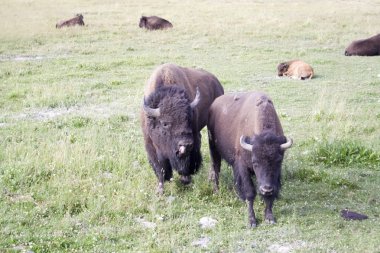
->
[1,0,380,252]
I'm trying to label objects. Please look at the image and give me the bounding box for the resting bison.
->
[277,60,314,80]
[139,16,173,30]
[207,92,292,227]
[345,34,380,56]
[141,63,224,194]
[56,14,84,28]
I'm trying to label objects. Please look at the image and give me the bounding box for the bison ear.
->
[190,87,201,109]
[240,136,253,151]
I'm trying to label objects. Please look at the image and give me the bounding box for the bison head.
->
[277,62,289,76]
[240,132,292,198]
[143,85,200,174]
[139,16,147,28]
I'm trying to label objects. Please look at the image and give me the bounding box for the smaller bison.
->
[139,16,173,30]
[56,14,84,28]
[277,60,314,80]
[207,92,292,227]
[345,34,380,56]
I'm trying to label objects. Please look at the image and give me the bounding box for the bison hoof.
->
[249,221,257,228]
[265,218,276,224]
[180,175,192,185]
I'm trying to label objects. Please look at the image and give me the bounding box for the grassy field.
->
[1,0,380,252]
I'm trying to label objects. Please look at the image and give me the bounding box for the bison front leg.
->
[236,163,257,228]
[263,197,275,224]
[144,137,170,195]
[246,199,257,228]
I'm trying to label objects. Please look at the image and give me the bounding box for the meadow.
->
[1,0,380,252]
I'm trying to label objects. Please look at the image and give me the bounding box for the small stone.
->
[192,236,211,248]
[199,217,218,229]
[135,217,156,229]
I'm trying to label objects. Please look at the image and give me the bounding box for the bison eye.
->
[161,121,171,129]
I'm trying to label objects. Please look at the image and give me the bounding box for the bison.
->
[345,34,380,56]
[277,60,314,80]
[141,63,224,194]
[139,16,173,30]
[207,91,292,227]
[56,14,84,28]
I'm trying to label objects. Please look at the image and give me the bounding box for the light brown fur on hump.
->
[144,64,189,96]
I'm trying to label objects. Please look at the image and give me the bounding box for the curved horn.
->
[143,99,160,117]
[190,87,201,109]
[280,137,293,150]
[240,136,253,151]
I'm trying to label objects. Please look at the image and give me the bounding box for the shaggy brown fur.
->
[277,60,314,80]
[345,34,380,56]
[56,14,84,28]
[141,63,224,194]
[207,92,292,227]
[139,16,173,30]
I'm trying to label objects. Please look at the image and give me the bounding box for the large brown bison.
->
[345,34,380,56]
[207,92,292,227]
[277,60,314,80]
[139,16,173,30]
[141,63,224,194]
[56,14,84,28]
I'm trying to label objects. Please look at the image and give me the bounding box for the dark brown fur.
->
[141,63,224,194]
[139,16,173,30]
[207,92,291,227]
[56,14,84,28]
[345,34,380,56]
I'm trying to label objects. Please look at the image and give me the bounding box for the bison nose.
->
[177,141,193,157]
[259,185,274,196]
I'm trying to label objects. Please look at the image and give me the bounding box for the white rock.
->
[199,217,218,229]
[192,236,211,248]
[135,217,156,229]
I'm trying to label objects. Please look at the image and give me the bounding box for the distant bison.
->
[56,14,84,28]
[141,63,224,194]
[277,60,314,80]
[207,92,292,227]
[139,16,173,30]
[345,34,380,56]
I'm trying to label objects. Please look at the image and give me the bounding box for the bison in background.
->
[207,91,292,227]
[56,14,84,28]
[345,34,380,56]
[277,60,314,80]
[139,16,173,30]
[141,63,224,194]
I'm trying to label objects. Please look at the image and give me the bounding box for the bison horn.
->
[190,87,201,109]
[240,136,253,151]
[280,137,293,150]
[143,99,160,117]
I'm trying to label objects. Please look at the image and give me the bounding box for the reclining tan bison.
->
[56,14,84,28]
[141,63,224,194]
[139,16,173,30]
[277,60,314,80]
[207,91,292,227]
[345,34,380,56]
